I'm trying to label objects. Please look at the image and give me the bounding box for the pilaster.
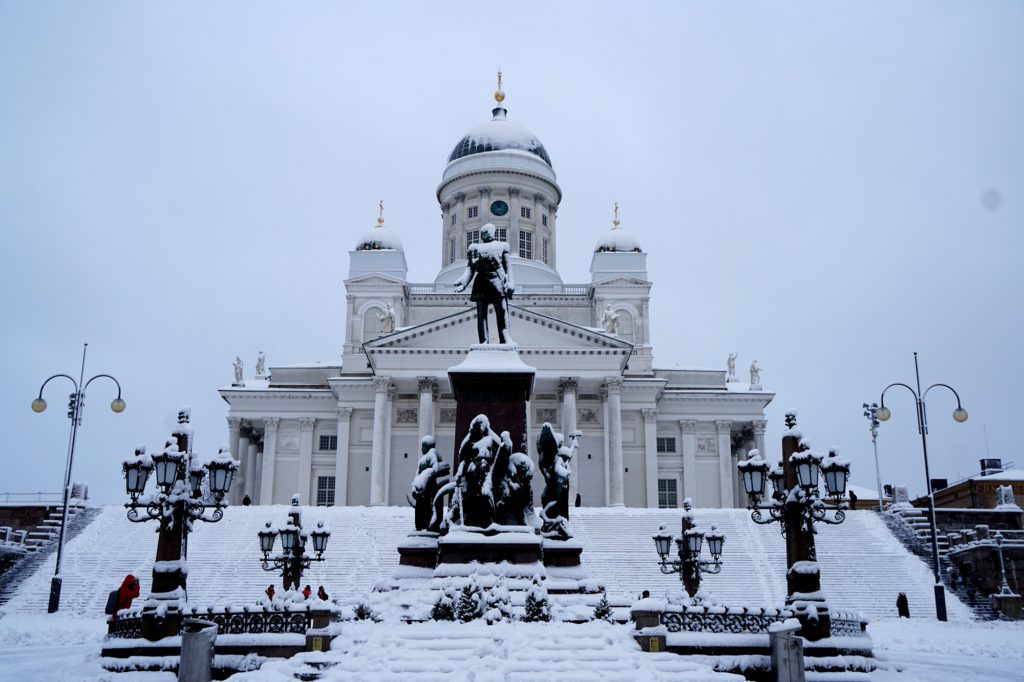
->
[643,408,658,508]
[297,417,316,505]
[259,417,279,505]
[334,407,353,506]
[716,420,734,508]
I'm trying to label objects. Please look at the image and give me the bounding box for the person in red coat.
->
[302,584,312,600]
[112,574,140,620]
[317,585,329,601]
[265,585,276,601]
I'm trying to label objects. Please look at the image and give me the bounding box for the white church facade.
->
[220,83,773,510]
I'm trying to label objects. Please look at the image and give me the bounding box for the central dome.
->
[447,105,552,168]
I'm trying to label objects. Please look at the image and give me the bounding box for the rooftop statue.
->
[378,303,396,335]
[453,223,515,344]
[233,356,243,384]
[601,305,619,334]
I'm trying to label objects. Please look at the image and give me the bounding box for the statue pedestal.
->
[448,344,535,463]
[750,384,763,392]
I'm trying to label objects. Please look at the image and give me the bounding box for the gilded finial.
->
[494,69,505,103]
[377,200,384,225]
[613,202,620,227]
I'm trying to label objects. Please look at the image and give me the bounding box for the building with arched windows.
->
[219,85,773,510]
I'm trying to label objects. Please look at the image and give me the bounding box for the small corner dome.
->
[355,223,403,252]
[447,104,553,168]
[595,225,642,253]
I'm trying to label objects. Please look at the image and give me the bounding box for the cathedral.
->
[220,79,773,510]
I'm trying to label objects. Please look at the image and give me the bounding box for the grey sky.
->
[2,2,1021,506]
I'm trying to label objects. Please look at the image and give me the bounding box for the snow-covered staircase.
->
[238,621,742,681]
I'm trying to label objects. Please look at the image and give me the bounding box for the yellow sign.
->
[311,636,323,651]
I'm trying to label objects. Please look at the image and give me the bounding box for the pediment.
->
[363,306,632,375]
[344,272,407,287]
[590,274,651,288]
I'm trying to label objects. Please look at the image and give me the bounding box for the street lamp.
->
[122,408,238,639]
[862,403,885,512]
[737,412,849,641]
[258,495,331,591]
[994,533,1017,597]
[32,343,125,613]
[652,499,724,598]
[877,352,968,621]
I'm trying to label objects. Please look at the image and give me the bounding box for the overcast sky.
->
[1,2,1021,506]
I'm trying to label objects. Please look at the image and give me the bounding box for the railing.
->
[106,607,337,640]
[408,282,591,296]
[659,605,793,635]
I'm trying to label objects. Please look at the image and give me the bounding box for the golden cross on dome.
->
[377,200,384,225]
[613,202,620,227]
[495,69,505,103]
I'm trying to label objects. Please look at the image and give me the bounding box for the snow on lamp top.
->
[594,203,642,253]
[355,200,404,252]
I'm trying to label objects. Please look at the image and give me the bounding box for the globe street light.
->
[877,352,968,622]
[32,343,125,613]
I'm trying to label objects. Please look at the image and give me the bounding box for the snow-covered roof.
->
[962,468,1024,482]
[355,221,403,252]
[447,104,552,168]
[594,224,642,253]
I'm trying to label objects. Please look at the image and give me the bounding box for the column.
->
[227,417,242,504]
[254,447,263,502]
[643,409,658,508]
[259,418,279,505]
[418,378,437,442]
[297,417,316,505]
[334,407,352,506]
[606,378,624,507]
[680,420,697,503]
[245,441,258,502]
[238,424,252,502]
[716,420,734,508]
[560,378,578,505]
[383,384,396,504]
[370,377,391,506]
[509,187,520,247]
[477,187,490,228]
[454,192,466,256]
[753,419,768,458]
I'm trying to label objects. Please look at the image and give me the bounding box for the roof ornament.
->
[612,202,621,228]
[377,200,385,225]
[495,69,505,103]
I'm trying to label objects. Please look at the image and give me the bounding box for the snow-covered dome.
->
[447,80,552,168]
[594,205,642,253]
[355,202,403,252]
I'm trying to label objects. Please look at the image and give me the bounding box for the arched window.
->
[617,309,635,344]
[363,306,385,342]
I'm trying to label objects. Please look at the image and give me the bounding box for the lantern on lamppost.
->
[652,499,725,598]
[736,412,848,641]
[258,495,331,591]
[121,408,238,640]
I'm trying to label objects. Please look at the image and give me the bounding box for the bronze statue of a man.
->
[454,223,515,344]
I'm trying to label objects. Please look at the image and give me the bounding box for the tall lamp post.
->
[258,495,330,591]
[31,343,126,613]
[652,498,724,598]
[121,408,238,639]
[876,352,968,622]
[862,403,884,512]
[737,412,850,641]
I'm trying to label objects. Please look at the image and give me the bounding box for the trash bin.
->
[179,618,218,682]
[768,618,804,682]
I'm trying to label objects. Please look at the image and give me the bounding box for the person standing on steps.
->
[897,592,909,618]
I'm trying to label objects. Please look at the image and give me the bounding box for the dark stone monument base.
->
[439,527,542,565]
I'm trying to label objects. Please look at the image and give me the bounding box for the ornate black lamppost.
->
[652,499,724,598]
[258,496,331,591]
[737,412,850,641]
[32,343,126,613]
[876,352,968,622]
[121,408,238,639]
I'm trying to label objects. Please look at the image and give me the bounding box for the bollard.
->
[178,618,217,682]
[769,619,805,682]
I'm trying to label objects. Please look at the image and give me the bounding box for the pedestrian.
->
[317,585,329,601]
[848,490,858,510]
[947,565,958,589]
[575,493,582,508]
[265,585,275,601]
[896,592,909,618]
[302,584,312,600]
[242,494,252,506]
[110,574,140,621]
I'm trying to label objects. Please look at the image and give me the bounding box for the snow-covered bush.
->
[593,593,612,622]
[481,576,513,624]
[455,578,483,622]
[522,575,551,623]
[353,602,378,622]
[431,584,457,621]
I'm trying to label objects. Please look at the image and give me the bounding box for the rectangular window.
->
[658,479,678,509]
[656,437,676,453]
[519,231,532,259]
[450,213,456,226]
[319,435,338,451]
[494,226,507,241]
[467,229,480,246]
[467,206,478,219]
[449,238,456,262]
[542,214,548,227]
[521,206,532,219]
[542,238,548,264]
[316,476,336,506]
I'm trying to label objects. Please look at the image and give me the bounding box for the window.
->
[519,231,533,259]
[521,206,532,219]
[449,238,456,263]
[467,206,478,219]
[542,238,548,264]
[316,476,336,506]
[658,479,678,508]
[542,214,548,227]
[467,229,480,246]
[494,226,507,241]
[656,437,676,453]
[319,435,338,451]
[450,213,456,226]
